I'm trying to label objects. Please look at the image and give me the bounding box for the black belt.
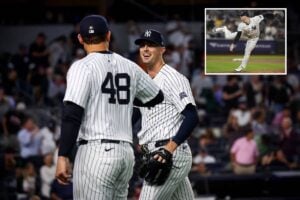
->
[141,139,170,155]
[78,139,121,146]
[154,139,170,147]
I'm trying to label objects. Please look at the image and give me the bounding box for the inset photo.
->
[205,8,286,75]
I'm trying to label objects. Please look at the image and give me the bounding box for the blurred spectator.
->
[177,45,193,78]
[278,117,300,166]
[222,76,243,115]
[272,106,291,133]
[251,108,270,136]
[231,99,251,127]
[243,75,265,108]
[48,35,68,68]
[29,32,49,68]
[193,148,216,164]
[127,20,141,61]
[22,162,38,198]
[264,21,277,40]
[268,76,294,113]
[9,44,30,82]
[164,44,181,70]
[0,147,18,200]
[231,126,259,175]
[165,14,187,48]
[40,125,56,156]
[46,69,66,106]
[69,22,82,57]
[40,153,56,199]
[17,115,43,167]
[222,114,242,148]
[199,128,216,148]
[0,87,13,125]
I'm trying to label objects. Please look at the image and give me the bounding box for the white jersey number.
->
[101,72,130,104]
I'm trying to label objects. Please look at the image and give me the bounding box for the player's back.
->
[66,52,157,143]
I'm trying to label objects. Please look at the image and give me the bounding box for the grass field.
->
[205,55,286,74]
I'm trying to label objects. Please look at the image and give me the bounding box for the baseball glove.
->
[139,147,173,186]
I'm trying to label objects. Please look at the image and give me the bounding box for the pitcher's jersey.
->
[64,52,160,143]
[238,15,264,39]
[138,64,196,145]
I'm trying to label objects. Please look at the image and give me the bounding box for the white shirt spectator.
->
[193,153,216,164]
[40,127,56,155]
[232,108,251,127]
[40,162,56,197]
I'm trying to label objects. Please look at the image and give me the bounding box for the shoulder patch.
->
[179,92,188,100]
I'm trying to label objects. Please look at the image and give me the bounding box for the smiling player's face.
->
[139,41,164,67]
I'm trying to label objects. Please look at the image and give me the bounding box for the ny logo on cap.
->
[89,26,95,34]
[144,30,151,37]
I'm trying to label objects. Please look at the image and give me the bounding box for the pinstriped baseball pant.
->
[73,141,134,200]
[139,143,194,200]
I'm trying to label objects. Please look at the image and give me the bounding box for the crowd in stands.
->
[1,16,300,199]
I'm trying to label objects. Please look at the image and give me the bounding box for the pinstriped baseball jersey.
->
[64,52,160,143]
[137,64,195,200]
[238,15,264,39]
[138,64,196,145]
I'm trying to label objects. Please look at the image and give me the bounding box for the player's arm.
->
[135,65,164,107]
[229,31,242,52]
[162,77,198,155]
[133,90,164,107]
[56,101,84,184]
[164,104,199,153]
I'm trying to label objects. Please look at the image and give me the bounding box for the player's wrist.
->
[164,140,178,153]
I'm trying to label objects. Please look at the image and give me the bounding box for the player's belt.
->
[154,139,170,147]
[141,139,170,150]
[78,139,121,145]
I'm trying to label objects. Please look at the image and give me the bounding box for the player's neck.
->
[147,61,165,78]
[84,43,109,54]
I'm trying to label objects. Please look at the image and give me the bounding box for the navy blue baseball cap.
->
[239,11,249,17]
[79,15,109,37]
[135,29,165,47]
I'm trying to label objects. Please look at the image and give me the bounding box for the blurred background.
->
[0,0,300,200]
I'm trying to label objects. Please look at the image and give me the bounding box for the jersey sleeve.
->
[63,61,91,108]
[166,75,196,113]
[254,15,264,23]
[237,23,244,32]
[135,66,160,103]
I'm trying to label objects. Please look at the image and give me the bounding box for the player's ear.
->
[77,34,84,45]
[106,31,111,43]
[161,47,166,54]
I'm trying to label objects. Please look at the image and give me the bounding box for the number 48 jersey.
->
[64,52,160,143]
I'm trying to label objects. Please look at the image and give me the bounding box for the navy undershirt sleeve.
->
[172,104,199,145]
[134,90,164,107]
[58,101,84,157]
[233,31,242,44]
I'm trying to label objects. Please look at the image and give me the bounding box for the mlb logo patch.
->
[179,92,187,100]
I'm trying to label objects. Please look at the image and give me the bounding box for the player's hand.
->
[153,148,172,163]
[229,43,235,52]
[56,156,72,185]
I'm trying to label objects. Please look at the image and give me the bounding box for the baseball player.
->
[134,29,199,199]
[215,10,283,72]
[55,15,164,200]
